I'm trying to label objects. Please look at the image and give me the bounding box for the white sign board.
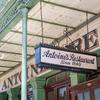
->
[37,47,97,71]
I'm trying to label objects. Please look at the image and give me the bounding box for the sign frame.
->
[35,44,97,73]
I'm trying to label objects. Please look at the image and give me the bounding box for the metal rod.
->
[43,1,97,15]
[40,0,44,43]
[11,30,56,39]
[0,71,6,72]
[0,65,13,68]
[0,58,21,63]
[0,50,32,56]
[28,17,75,29]
[0,40,34,48]
[21,8,28,100]
[86,12,89,33]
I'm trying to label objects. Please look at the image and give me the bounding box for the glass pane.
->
[77,93,83,100]
[84,91,90,100]
[48,90,54,100]
[58,87,67,100]
[94,88,100,100]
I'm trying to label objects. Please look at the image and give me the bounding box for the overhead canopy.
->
[0,0,100,77]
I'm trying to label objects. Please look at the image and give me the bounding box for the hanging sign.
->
[35,44,97,73]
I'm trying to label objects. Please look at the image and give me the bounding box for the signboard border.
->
[35,43,97,73]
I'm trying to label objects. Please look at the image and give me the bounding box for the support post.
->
[21,7,28,100]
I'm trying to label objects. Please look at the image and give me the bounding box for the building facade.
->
[0,0,100,100]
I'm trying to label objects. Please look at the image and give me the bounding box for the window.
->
[58,87,67,100]
[46,84,68,100]
[70,77,100,100]
[77,91,90,100]
[77,93,83,100]
[94,88,100,100]
[45,72,70,100]
[84,91,90,100]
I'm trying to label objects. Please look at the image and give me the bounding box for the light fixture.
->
[87,83,92,86]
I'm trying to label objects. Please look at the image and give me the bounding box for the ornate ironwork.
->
[0,0,39,39]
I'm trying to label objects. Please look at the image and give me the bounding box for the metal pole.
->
[21,8,28,100]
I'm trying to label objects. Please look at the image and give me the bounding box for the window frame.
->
[70,77,100,100]
[45,79,70,100]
